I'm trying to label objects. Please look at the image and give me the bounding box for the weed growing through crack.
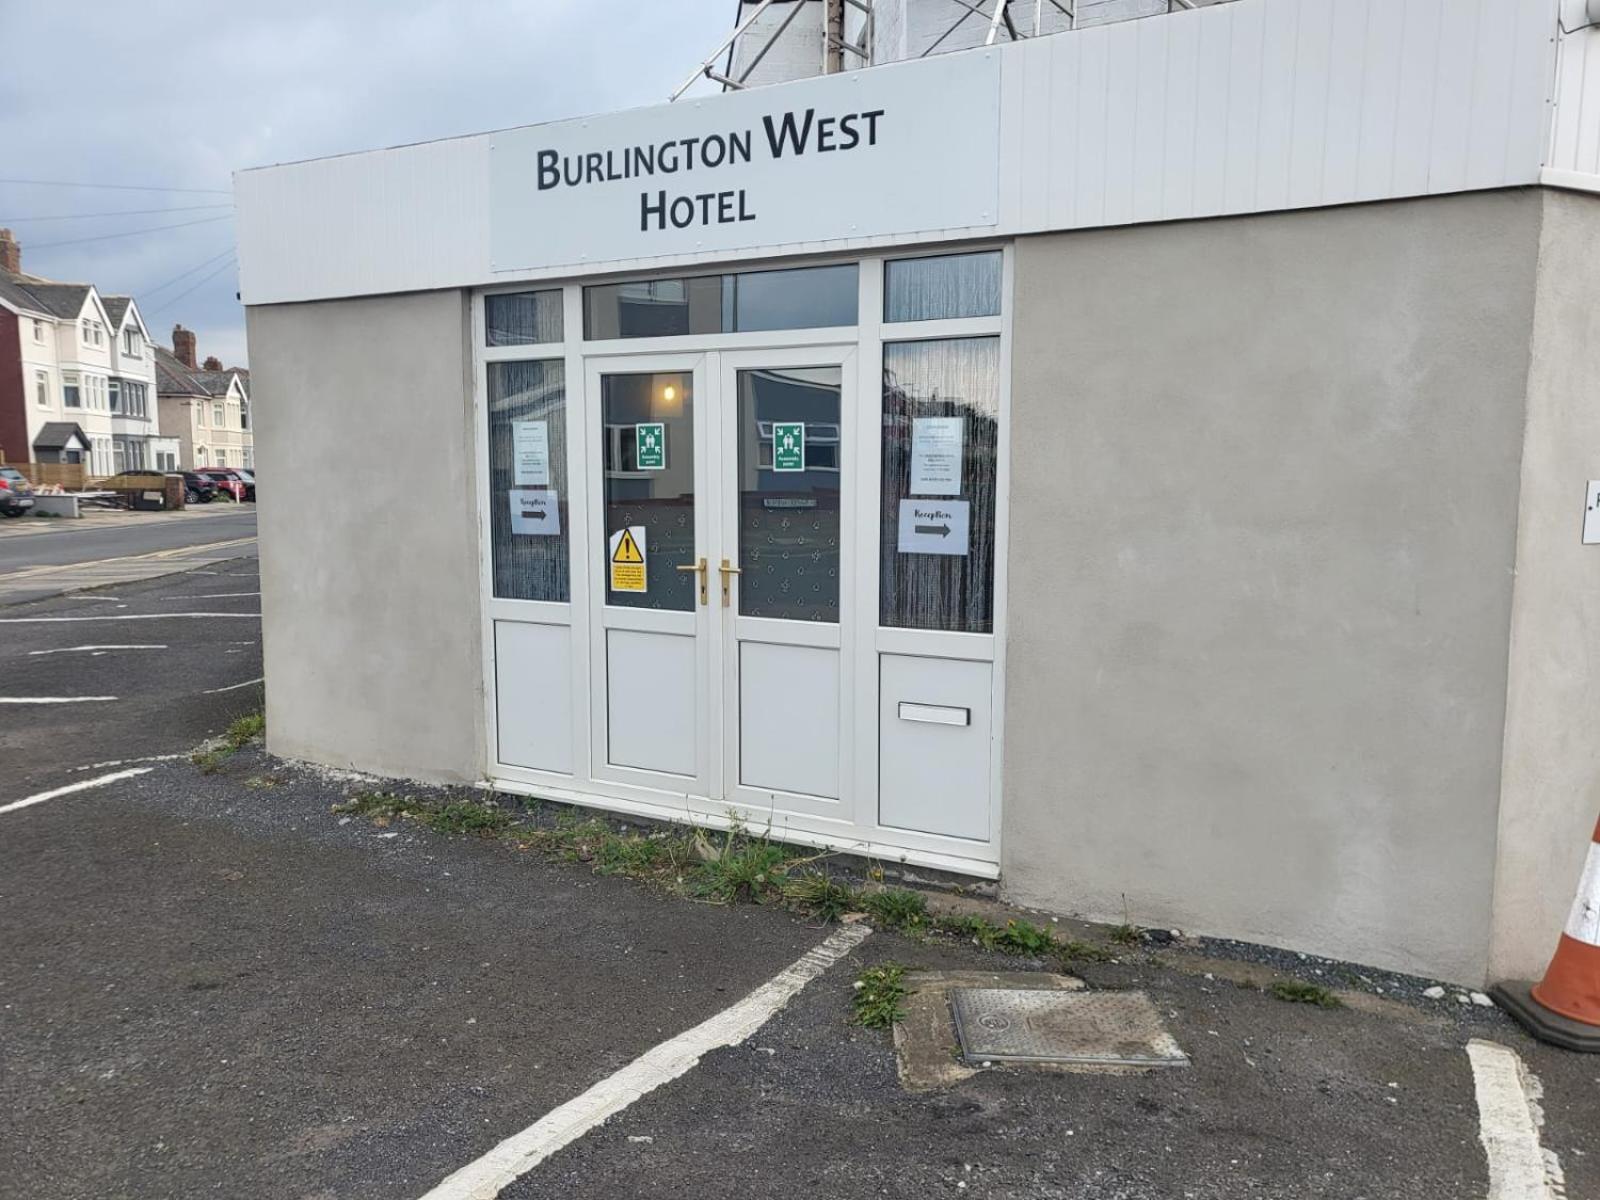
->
[224,711,265,749]
[689,829,797,904]
[783,872,862,922]
[1056,939,1114,965]
[189,709,266,774]
[852,963,909,1029]
[862,888,929,933]
[1269,980,1343,1009]
[1109,923,1143,946]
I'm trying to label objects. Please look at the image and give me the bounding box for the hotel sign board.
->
[489,51,1001,271]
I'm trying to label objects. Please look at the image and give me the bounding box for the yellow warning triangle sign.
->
[612,528,644,564]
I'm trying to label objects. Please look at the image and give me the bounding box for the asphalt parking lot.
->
[0,558,263,798]
[1,567,1596,1200]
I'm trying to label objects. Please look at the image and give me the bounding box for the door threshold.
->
[485,774,1001,880]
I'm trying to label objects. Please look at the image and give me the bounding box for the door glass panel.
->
[600,372,695,611]
[880,337,999,633]
[488,360,568,601]
[736,366,843,622]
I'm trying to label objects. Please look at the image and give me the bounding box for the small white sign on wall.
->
[1584,481,1600,545]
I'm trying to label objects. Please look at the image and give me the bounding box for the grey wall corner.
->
[247,289,486,786]
[1489,187,1600,983]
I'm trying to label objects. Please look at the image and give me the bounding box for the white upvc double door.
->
[584,345,858,824]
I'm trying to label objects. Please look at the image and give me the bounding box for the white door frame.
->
[473,247,1013,879]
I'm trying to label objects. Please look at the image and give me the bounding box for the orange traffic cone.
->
[1493,813,1600,1052]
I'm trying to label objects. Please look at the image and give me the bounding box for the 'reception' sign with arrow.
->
[897,499,969,557]
[510,488,561,535]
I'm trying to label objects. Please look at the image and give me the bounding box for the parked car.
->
[0,466,36,517]
[196,468,251,502]
[181,472,219,504]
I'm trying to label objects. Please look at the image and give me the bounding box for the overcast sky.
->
[0,0,736,366]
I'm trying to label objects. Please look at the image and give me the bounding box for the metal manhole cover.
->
[951,988,1189,1068]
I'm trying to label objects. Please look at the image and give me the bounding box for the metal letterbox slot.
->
[898,702,970,727]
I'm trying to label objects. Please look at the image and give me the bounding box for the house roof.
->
[154,346,248,399]
[154,346,207,397]
[193,367,250,399]
[33,421,89,451]
[4,277,91,320]
[103,296,131,326]
[0,273,53,317]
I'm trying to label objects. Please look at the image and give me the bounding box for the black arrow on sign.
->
[520,509,546,520]
[915,523,951,537]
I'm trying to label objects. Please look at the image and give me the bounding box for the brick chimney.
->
[202,355,222,371]
[0,228,19,275]
[172,324,197,369]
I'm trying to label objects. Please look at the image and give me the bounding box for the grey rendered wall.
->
[1490,189,1600,983]
[1003,191,1541,983]
[246,291,486,783]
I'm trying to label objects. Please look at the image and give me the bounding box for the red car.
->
[196,468,252,502]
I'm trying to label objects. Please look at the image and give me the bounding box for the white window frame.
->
[470,245,1013,878]
[34,369,49,407]
[63,372,81,409]
[32,319,44,343]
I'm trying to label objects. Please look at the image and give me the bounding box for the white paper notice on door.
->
[910,417,963,495]
[509,488,560,535]
[512,420,551,486]
[897,498,970,556]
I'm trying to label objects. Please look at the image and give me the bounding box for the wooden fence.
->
[2,462,96,490]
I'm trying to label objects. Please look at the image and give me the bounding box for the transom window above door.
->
[583,264,858,340]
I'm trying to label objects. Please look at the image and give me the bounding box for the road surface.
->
[0,508,257,605]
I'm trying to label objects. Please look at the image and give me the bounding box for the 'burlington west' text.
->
[533,107,886,232]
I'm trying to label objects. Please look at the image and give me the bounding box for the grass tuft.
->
[422,800,513,837]
[223,711,265,749]
[1269,980,1343,1009]
[852,963,909,1029]
[689,830,795,904]
[1109,923,1143,946]
[783,871,862,923]
[861,888,929,933]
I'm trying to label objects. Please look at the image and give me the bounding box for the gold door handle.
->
[676,557,708,606]
[718,558,742,608]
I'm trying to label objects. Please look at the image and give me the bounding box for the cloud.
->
[0,0,735,366]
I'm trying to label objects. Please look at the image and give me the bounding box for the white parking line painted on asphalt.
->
[202,676,264,694]
[0,613,258,623]
[28,644,169,656]
[71,754,190,772]
[0,767,153,817]
[418,922,872,1200]
[1467,1039,1565,1200]
[165,592,261,599]
[0,696,118,704]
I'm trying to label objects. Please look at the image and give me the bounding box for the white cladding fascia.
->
[235,0,1564,307]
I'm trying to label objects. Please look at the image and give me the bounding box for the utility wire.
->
[144,256,238,318]
[139,246,239,301]
[1,204,233,223]
[28,214,233,251]
[0,178,232,195]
